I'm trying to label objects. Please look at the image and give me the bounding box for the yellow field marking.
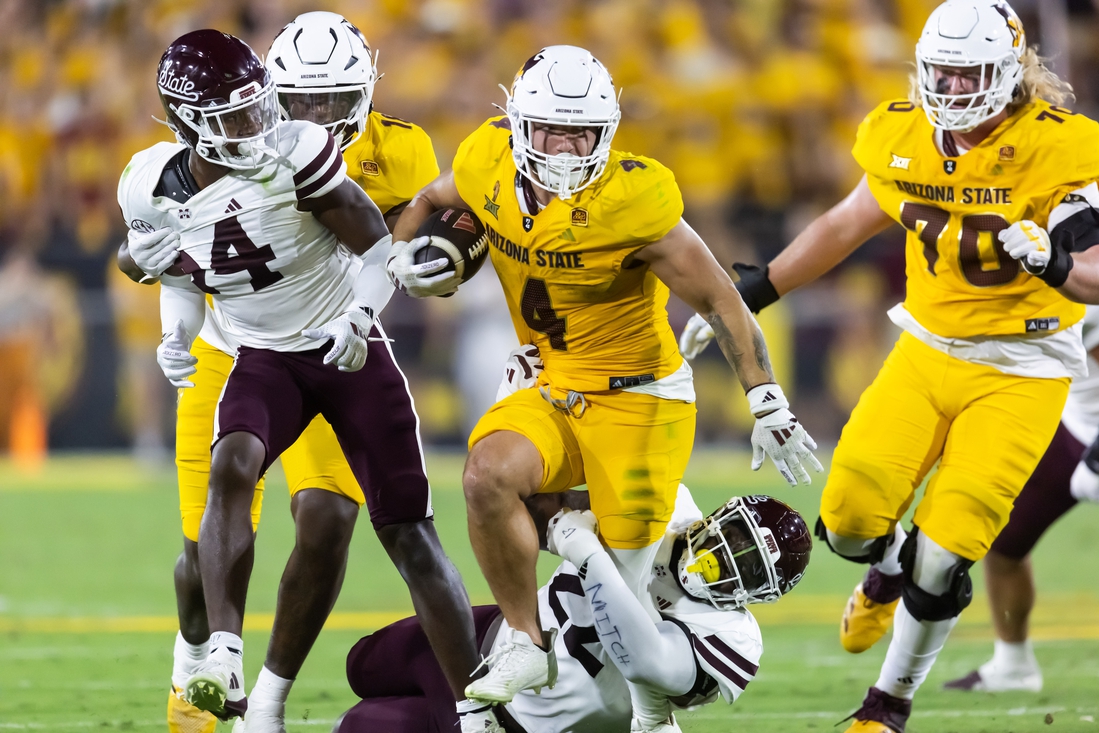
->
[0,611,410,634]
[3,592,1096,636]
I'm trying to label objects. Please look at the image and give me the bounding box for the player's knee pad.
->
[898,527,974,622]
[814,516,892,564]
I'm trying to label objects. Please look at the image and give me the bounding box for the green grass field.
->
[2,449,1098,732]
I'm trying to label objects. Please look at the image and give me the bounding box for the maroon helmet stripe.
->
[692,637,749,690]
[294,133,337,187]
[296,151,343,200]
[704,634,759,675]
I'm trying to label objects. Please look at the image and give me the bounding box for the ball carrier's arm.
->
[392,170,468,243]
[634,220,774,392]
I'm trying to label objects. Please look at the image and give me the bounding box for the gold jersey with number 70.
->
[853,97,1099,338]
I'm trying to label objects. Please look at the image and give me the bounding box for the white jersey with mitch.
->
[1061,305,1099,446]
[500,562,633,733]
[117,120,352,352]
[496,522,763,730]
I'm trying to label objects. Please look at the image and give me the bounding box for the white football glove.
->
[999,220,1051,275]
[386,235,461,298]
[747,383,823,486]
[129,226,181,277]
[157,319,198,388]
[678,313,714,360]
[546,509,604,567]
[496,345,544,401]
[301,307,373,372]
[1070,456,1099,503]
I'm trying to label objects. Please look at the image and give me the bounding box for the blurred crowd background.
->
[1,0,1097,466]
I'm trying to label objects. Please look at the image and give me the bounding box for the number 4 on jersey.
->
[177,215,283,294]
[521,278,568,350]
[211,216,283,291]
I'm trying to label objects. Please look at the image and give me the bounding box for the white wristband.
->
[746,382,790,417]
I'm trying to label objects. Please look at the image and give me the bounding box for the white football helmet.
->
[266,11,377,150]
[915,1,1026,132]
[503,45,621,200]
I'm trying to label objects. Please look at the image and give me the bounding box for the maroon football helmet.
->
[157,29,279,170]
[678,494,812,610]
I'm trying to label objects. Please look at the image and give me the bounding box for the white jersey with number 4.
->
[117,120,353,352]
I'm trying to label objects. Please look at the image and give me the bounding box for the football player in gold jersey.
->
[388,45,821,715]
[120,14,489,733]
[701,2,1099,731]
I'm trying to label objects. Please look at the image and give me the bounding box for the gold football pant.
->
[175,338,364,542]
[820,332,1069,561]
[469,385,696,549]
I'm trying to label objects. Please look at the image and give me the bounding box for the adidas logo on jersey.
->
[224,198,242,213]
[1025,317,1060,332]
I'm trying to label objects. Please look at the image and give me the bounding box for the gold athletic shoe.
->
[168,684,217,733]
[842,687,910,733]
[840,568,903,654]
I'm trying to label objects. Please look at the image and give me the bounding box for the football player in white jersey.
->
[117,30,482,727]
[334,485,812,733]
[944,305,1099,692]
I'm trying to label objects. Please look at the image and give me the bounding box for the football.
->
[413,207,489,284]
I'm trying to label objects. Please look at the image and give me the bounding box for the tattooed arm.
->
[639,219,822,485]
[635,219,773,391]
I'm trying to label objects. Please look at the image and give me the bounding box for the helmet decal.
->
[993,3,1024,49]
[158,67,199,102]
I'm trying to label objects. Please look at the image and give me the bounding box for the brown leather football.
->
[413,207,489,284]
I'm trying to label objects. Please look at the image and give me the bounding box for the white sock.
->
[208,631,244,660]
[248,665,293,714]
[875,602,958,699]
[990,639,1037,671]
[171,631,209,689]
[872,524,907,577]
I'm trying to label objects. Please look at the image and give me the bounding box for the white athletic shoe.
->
[631,714,683,732]
[459,703,504,733]
[244,707,286,733]
[185,643,248,719]
[943,659,1043,692]
[464,628,559,703]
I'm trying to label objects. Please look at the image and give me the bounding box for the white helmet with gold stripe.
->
[266,11,377,150]
[502,45,620,200]
[915,1,1026,132]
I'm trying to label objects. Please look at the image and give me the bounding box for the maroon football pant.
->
[990,421,1083,559]
[338,606,502,733]
[214,332,430,528]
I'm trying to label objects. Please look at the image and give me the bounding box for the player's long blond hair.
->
[907,47,1075,112]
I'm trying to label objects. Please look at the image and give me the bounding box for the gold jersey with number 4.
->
[452,116,685,393]
[853,98,1099,338]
